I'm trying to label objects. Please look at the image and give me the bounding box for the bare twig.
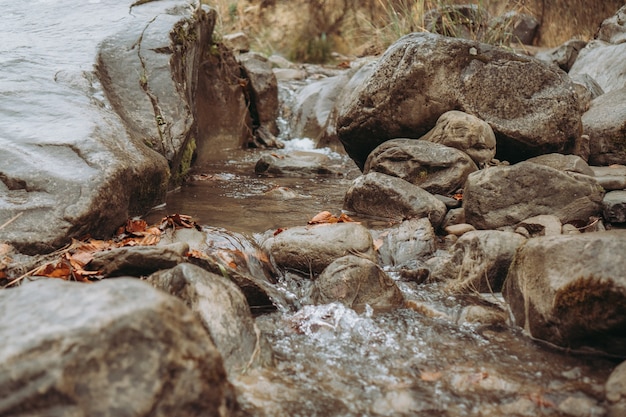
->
[0,212,23,231]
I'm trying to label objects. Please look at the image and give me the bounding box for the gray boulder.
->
[336,32,582,169]
[343,172,448,227]
[0,278,236,417]
[503,231,626,356]
[97,3,222,182]
[147,263,273,375]
[364,139,478,196]
[569,41,626,94]
[432,230,526,293]
[464,161,604,229]
[582,87,626,166]
[264,223,376,276]
[421,110,496,165]
[311,255,404,311]
[603,190,626,224]
[376,218,437,268]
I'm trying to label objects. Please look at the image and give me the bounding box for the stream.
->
[144,95,616,416]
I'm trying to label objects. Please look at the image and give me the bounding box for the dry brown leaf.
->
[308,211,334,224]
[373,238,384,251]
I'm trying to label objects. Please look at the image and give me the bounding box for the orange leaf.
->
[308,211,334,224]
[125,219,148,234]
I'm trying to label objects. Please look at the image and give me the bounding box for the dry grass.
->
[203,0,623,62]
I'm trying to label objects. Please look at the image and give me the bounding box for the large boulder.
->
[97,3,223,181]
[502,231,626,356]
[264,223,377,276]
[582,87,626,166]
[607,360,626,417]
[344,172,448,227]
[569,41,626,95]
[463,161,604,230]
[311,255,404,311]
[363,139,478,196]
[0,278,237,416]
[569,5,626,94]
[336,32,582,169]
[148,263,273,375]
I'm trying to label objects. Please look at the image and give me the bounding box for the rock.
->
[535,39,587,72]
[502,231,626,356]
[569,41,626,94]
[264,222,376,276]
[97,4,220,181]
[458,304,508,326]
[318,60,377,148]
[254,151,341,177]
[336,32,582,169]
[343,172,448,227]
[222,32,250,53]
[603,191,626,223]
[375,218,437,269]
[158,227,286,315]
[444,223,476,237]
[464,161,604,230]
[526,153,595,176]
[194,42,252,164]
[421,110,496,165]
[570,73,604,114]
[88,242,188,277]
[516,215,563,237]
[147,263,273,375]
[1,2,213,253]
[423,4,489,41]
[558,396,606,417]
[431,230,526,293]
[490,11,539,46]
[288,71,353,140]
[596,5,626,45]
[606,360,626,417]
[583,87,626,166]
[311,255,404,311]
[238,52,280,136]
[363,139,478,196]
[442,208,466,229]
[591,165,626,191]
[0,278,236,416]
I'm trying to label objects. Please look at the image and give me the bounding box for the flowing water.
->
[2,1,619,416]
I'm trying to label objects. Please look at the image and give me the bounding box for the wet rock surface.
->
[503,231,626,356]
[0,278,236,417]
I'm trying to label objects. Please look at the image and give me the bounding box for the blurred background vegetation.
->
[202,0,625,63]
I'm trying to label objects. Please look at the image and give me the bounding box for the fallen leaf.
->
[273,228,284,236]
[125,218,148,233]
[308,211,334,224]
[452,193,463,201]
[420,370,443,382]
[373,238,384,251]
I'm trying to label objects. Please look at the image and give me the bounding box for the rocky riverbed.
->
[1,1,626,416]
